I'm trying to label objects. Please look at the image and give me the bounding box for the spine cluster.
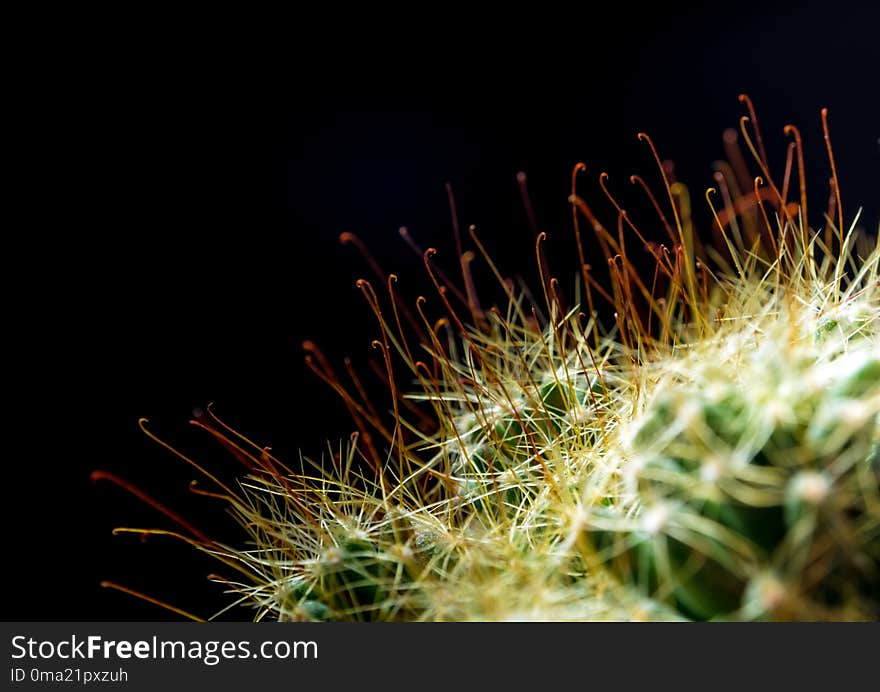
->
[96,101,880,621]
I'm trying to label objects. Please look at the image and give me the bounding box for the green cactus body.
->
[585,334,880,620]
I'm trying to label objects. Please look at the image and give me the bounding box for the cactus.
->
[95,99,880,621]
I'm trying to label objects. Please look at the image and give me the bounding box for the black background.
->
[8,3,879,620]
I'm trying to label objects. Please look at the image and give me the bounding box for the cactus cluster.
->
[97,100,880,621]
